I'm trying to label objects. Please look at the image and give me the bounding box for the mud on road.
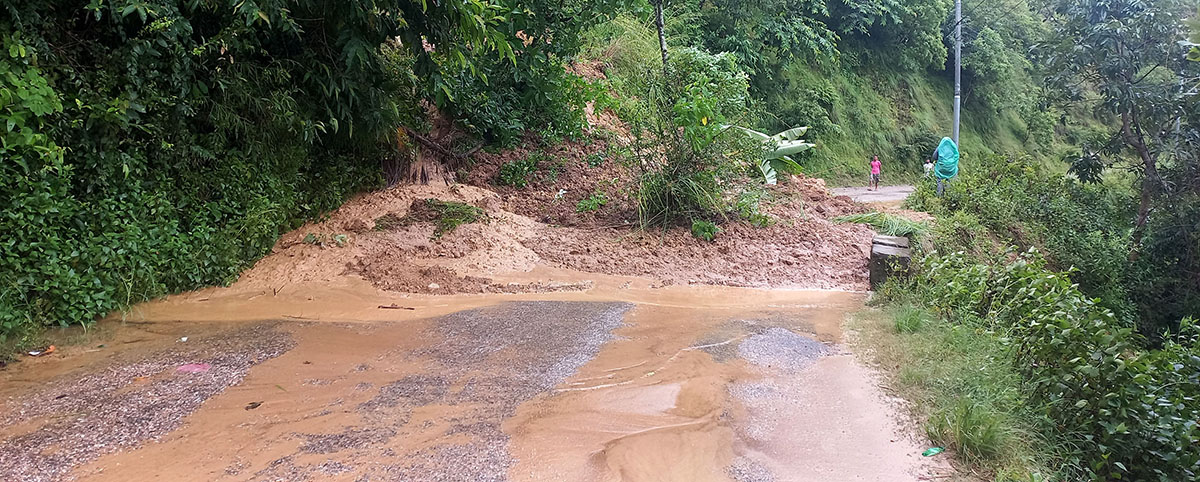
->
[0,283,952,482]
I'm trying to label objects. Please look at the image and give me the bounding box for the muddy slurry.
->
[1,289,950,481]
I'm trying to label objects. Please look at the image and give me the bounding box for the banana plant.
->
[726,126,814,184]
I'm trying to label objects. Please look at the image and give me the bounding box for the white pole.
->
[952,0,961,146]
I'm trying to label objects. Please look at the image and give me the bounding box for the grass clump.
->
[892,304,927,334]
[425,199,485,239]
[398,199,486,239]
[834,211,927,237]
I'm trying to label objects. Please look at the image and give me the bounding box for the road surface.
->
[0,279,953,481]
[831,185,915,205]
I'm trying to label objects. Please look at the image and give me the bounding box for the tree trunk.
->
[655,0,668,75]
[1122,110,1160,256]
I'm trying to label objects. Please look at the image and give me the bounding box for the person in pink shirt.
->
[869,155,882,191]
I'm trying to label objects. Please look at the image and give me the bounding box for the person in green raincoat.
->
[932,137,959,196]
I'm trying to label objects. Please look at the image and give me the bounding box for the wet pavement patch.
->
[299,427,398,454]
[737,327,829,373]
[0,323,295,482]
[278,301,633,481]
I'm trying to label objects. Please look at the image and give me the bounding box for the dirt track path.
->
[0,274,954,482]
[831,185,915,205]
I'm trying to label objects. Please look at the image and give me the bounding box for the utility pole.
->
[655,0,668,76]
[952,0,961,145]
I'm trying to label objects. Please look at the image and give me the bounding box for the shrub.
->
[916,250,1200,480]
[907,154,1134,322]
[736,188,773,227]
[497,155,544,188]
[576,192,608,212]
[691,220,720,241]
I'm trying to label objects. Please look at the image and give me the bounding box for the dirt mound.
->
[524,206,874,290]
[224,129,878,293]
[463,133,637,228]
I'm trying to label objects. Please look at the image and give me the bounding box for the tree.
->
[1040,0,1198,246]
[1041,1,1200,332]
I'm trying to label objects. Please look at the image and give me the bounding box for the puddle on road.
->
[0,275,947,482]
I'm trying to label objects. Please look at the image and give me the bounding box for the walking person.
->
[923,158,934,178]
[869,155,882,191]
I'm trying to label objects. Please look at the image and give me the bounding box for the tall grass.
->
[853,302,1055,481]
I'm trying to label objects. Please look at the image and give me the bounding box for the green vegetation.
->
[877,251,1200,480]
[728,126,811,184]
[497,155,544,188]
[576,192,609,212]
[497,152,569,187]
[860,4,1200,478]
[856,304,1045,479]
[421,199,487,239]
[735,189,773,228]
[833,212,927,238]
[690,220,720,241]
[0,0,608,343]
[871,151,1199,479]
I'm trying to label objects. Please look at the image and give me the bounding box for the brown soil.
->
[232,141,876,294]
[464,132,637,228]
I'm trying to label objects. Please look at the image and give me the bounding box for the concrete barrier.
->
[869,235,911,290]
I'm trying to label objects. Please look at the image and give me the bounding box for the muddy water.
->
[0,274,950,481]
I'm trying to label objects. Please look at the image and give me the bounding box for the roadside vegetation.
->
[860,2,1200,477]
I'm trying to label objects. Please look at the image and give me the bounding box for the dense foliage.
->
[909,155,1134,318]
[901,250,1200,480]
[0,0,605,342]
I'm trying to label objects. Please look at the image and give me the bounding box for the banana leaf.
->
[726,125,813,184]
[774,141,815,157]
[771,126,809,141]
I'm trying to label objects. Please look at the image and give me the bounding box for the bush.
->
[622,47,762,228]
[735,188,773,227]
[915,251,1200,480]
[691,220,720,241]
[497,155,544,188]
[576,192,608,212]
[0,10,398,343]
[907,154,1134,321]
